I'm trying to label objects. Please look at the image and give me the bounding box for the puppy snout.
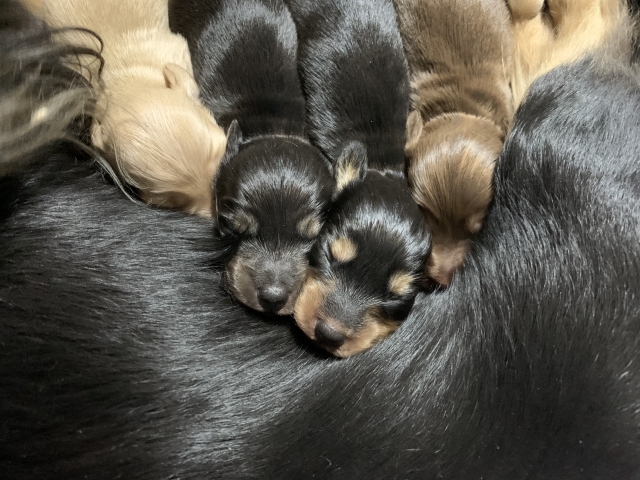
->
[258,285,290,313]
[314,321,346,348]
[430,262,457,286]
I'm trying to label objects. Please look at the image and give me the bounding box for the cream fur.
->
[40,0,226,217]
[509,0,630,107]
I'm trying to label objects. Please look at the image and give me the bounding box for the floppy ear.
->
[334,141,367,197]
[163,62,200,99]
[220,120,242,168]
[405,110,423,154]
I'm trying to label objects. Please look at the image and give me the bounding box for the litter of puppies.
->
[1,0,640,477]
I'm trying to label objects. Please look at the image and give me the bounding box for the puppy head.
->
[215,122,334,315]
[406,111,502,286]
[295,142,431,357]
[92,63,226,217]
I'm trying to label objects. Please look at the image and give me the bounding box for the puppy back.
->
[285,0,410,170]
[170,0,308,138]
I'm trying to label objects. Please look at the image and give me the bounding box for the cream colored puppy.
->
[40,0,226,216]
[509,0,631,107]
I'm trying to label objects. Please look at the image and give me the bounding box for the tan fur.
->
[335,161,360,194]
[297,214,322,238]
[388,271,415,296]
[330,236,358,263]
[509,0,630,107]
[41,0,226,217]
[20,0,43,15]
[231,211,259,236]
[227,253,301,315]
[394,0,514,286]
[294,275,399,358]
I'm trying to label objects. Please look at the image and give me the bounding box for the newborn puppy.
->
[508,0,630,107]
[393,0,514,286]
[41,0,227,217]
[169,0,334,315]
[285,0,431,357]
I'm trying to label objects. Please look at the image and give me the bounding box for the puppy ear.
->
[163,62,200,99]
[334,141,367,197]
[405,110,423,154]
[220,120,243,167]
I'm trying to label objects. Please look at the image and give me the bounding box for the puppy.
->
[508,0,631,107]
[284,0,431,357]
[40,0,227,217]
[392,0,514,287]
[169,0,334,315]
[3,2,640,475]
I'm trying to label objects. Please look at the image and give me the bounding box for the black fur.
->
[169,0,334,315]
[283,0,431,352]
[2,1,640,478]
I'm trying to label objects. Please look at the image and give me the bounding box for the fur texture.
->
[393,0,514,286]
[284,0,431,357]
[0,1,96,175]
[2,1,640,478]
[169,0,334,315]
[39,0,227,217]
[508,0,631,107]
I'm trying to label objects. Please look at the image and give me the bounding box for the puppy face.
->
[92,64,226,217]
[406,112,503,286]
[294,143,431,357]
[215,123,334,315]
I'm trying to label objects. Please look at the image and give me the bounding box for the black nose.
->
[315,321,346,348]
[258,286,289,313]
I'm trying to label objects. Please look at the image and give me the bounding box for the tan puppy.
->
[393,0,514,286]
[40,0,226,217]
[509,0,631,107]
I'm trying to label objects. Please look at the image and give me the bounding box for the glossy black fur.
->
[168,0,334,314]
[2,2,640,478]
[283,0,431,346]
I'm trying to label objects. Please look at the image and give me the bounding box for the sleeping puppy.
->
[284,0,431,357]
[393,0,514,287]
[40,0,227,217]
[508,0,630,107]
[169,0,334,315]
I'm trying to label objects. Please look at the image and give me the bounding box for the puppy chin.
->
[426,237,471,286]
[294,275,400,357]
[226,255,303,315]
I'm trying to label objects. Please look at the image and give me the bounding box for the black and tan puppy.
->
[169,0,334,315]
[285,0,431,357]
[393,0,514,287]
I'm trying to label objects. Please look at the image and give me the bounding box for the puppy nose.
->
[314,321,346,348]
[258,286,289,313]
